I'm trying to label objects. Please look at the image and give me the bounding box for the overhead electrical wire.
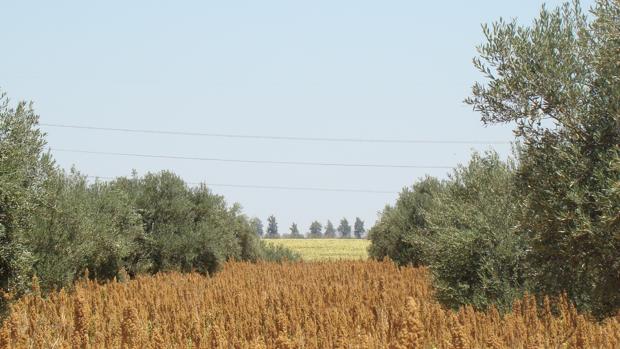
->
[51,148,455,169]
[86,176,397,194]
[43,122,481,194]
[40,123,511,145]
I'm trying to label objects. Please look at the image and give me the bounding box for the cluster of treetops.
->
[251,216,366,239]
[368,1,619,319]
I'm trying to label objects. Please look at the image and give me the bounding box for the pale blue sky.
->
[1,0,594,234]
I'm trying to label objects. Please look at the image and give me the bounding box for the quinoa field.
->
[1,261,618,348]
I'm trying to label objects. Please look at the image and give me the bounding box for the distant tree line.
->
[255,216,366,239]
[0,93,299,315]
[369,0,619,319]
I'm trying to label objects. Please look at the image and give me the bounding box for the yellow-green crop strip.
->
[266,238,370,261]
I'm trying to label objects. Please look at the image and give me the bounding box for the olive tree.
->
[466,0,620,317]
[0,91,55,313]
[425,152,525,311]
[368,177,442,266]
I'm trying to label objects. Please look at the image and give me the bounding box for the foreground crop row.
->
[1,261,618,348]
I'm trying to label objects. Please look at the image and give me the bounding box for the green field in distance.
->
[266,238,370,261]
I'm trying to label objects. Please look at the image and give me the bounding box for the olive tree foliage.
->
[0,92,54,312]
[0,91,299,320]
[27,169,143,291]
[466,0,620,317]
[368,176,442,266]
[22,168,267,292]
[369,152,524,311]
[425,152,525,311]
[112,172,264,275]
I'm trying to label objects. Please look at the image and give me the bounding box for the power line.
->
[40,123,511,145]
[51,148,455,169]
[86,175,397,194]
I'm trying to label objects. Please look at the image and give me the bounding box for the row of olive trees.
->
[369,151,525,312]
[253,216,366,238]
[0,94,298,315]
[369,0,619,318]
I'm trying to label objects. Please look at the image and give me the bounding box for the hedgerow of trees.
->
[0,93,298,314]
[261,218,366,239]
[369,0,620,318]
